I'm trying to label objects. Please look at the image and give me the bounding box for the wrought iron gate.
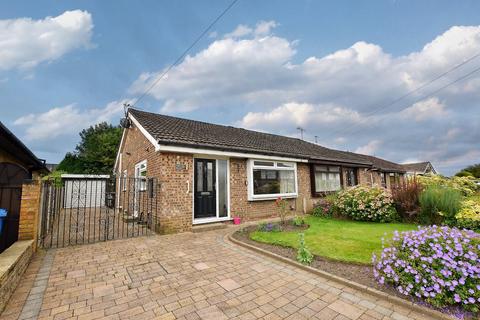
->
[38,176,160,249]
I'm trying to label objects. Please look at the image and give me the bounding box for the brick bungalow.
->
[114,109,405,233]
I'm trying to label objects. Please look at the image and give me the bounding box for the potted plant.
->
[232,212,244,225]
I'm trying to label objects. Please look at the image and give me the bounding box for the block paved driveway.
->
[2,228,434,320]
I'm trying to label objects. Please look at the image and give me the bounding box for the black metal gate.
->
[38,176,160,249]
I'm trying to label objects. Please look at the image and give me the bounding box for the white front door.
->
[192,157,230,224]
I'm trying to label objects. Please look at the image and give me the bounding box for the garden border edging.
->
[227,232,454,320]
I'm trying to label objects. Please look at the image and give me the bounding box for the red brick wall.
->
[117,125,193,234]
[229,159,313,221]
[18,180,41,243]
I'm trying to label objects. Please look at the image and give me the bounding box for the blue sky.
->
[1,0,479,175]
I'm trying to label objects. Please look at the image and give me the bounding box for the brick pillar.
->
[18,180,42,244]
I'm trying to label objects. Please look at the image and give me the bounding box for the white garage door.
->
[63,179,106,208]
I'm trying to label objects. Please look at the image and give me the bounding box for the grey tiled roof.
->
[402,162,431,173]
[348,153,406,173]
[129,109,371,165]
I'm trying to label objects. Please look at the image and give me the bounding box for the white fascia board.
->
[128,112,161,151]
[113,128,127,172]
[157,144,308,163]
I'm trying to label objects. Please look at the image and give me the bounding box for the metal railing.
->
[38,176,161,249]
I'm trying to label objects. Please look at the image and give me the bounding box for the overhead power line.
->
[321,51,480,140]
[132,0,240,108]
[335,63,480,139]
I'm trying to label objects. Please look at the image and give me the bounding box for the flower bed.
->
[333,185,397,222]
[373,225,480,315]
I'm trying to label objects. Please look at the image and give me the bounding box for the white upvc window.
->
[122,169,127,191]
[247,159,298,201]
[135,160,147,191]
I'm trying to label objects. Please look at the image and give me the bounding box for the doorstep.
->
[192,222,228,233]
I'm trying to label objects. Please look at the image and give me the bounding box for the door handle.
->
[200,192,210,195]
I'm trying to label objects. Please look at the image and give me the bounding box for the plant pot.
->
[233,217,241,225]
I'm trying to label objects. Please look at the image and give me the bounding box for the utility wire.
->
[335,63,480,139]
[131,0,240,108]
[321,51,480,140]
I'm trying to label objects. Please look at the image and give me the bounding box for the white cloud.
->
[238,102,363,131]
[223,20,278,39]
[254,20,278,36]
[224,24,253,38]
[129,22,480,175]
[355,140,382,155]
[14,100,128,140]
[129,28,295,112]
[401,97,447,121]
[0,10,93,71]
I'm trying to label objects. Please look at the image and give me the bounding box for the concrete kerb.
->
[226,229,455,320]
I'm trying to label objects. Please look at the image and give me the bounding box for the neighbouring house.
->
[114,109,405,233]
[402,161,437,176]
[348,153,406,188]
[0,121,47,252]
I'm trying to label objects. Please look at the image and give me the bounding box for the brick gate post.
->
[18,179,42,248]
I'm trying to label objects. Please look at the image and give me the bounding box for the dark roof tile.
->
[129,109,371,165]
[402,162,432,173]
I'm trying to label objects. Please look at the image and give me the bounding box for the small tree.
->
[57,122,122,174]
[455,163,480,178]
[275,196,288,225]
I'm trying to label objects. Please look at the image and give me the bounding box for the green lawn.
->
[250,216,417,264]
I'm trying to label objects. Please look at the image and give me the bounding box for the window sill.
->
[248,194,298,201]
[312,191,340,198]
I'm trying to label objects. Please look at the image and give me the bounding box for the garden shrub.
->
[417,175,478,197]
[456,200,480,231]
[373,226,480,313]
[419,186,462,225]
[297,233,313,265]
[333,186,397,222]
[312,194,336,217]
[391,177,423,222]
[292,215,305,227]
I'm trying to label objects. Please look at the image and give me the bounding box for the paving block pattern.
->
[1,228,437,319]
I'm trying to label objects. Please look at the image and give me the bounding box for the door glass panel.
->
[207,162,213,191]
[196,161,203,192]
[218,160,228,217]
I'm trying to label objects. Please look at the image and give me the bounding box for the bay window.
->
[313,165,341,193]
[248,160,297,200]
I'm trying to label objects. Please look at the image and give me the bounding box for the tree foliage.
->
[56,122,122,174]
[456,163,480,178]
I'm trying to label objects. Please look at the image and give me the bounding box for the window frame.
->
[311,165,342,195]
[135,160,147,192]
[344,167,358,187]
[122,169,127,191]
[310,164,343,197]
[247,159,298,201]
